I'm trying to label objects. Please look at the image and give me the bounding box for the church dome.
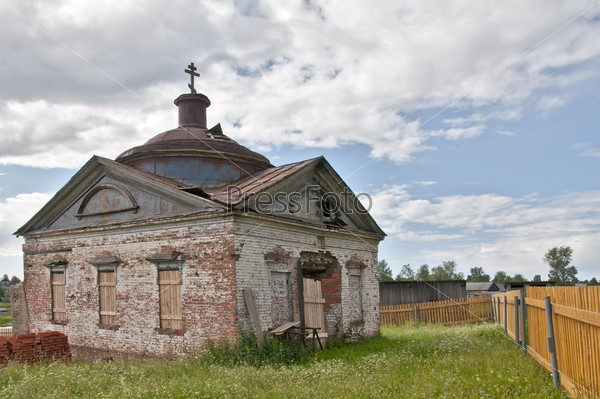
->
[116,66,272,187]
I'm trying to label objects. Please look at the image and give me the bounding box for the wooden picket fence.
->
[380,295,492,326]
[492,286,600,398]
[0,327,12,337]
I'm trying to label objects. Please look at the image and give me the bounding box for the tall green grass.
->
[196,331,311,367]
[0,323,567,399]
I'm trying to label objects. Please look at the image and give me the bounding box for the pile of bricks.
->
[39,331,71,361]
[0,331,70,364]
[0,337,10,364]
[8,333,41,362]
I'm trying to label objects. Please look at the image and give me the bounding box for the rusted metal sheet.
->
[116,125,272,188]
[204,157,320,204]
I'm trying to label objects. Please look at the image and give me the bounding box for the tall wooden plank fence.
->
[381,295,492,326]
[491,289,522,339]
[492,286,600,398]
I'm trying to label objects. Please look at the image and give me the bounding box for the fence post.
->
[544,296,560,389]
[504,296,507,333]
[489,297,494,321]
[520,291,527,353]
[497,297,501,326]
[414,306,418,323]
[514,296,520,345]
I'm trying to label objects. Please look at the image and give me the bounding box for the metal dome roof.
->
[116,91,272,186]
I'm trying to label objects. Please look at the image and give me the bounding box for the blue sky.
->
[1,0,599,281]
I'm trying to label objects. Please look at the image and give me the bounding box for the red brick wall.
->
[23,213,381,358]
[311,260,342,335]
[23,216,238,358]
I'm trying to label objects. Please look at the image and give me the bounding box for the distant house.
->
[466,282,504,297]
[0,276,10,289]
[504,281,555,291]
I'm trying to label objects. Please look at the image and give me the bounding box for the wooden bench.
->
[270,321,300,336]
[269,322,323,353]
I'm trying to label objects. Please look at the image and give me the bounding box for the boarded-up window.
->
[270,272,291,328]
[347,274,363,322]
[158,269,182,330]
[99,270,116,326]
[51,271,66,322]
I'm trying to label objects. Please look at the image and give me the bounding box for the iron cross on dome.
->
[185,62,200,94]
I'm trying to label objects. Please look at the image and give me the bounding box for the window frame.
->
[89,256,120,329]
[44,259,68,324]
[98,268,117,327]
[148,252,185,332]
[157,267,183,330]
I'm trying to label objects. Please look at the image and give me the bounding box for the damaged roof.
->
[202,157,321,204]
[16,85,385,239]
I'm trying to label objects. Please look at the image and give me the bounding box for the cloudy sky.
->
[1,0,599,281]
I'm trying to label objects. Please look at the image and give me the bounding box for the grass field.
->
[0,316,10,328]
[0,302,10,327]
[0,322,567,399]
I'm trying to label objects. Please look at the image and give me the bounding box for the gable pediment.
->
[15,156,225,236]
[75,183,139,218]
[209,157,384,237]
[248,179,356,228]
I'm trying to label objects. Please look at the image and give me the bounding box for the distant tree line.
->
[376,246,599,286]
[377,260,464,281]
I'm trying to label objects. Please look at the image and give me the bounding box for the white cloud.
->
[573,142,600,158]
[440,125,485,141]
[414,181,436,186]
[0,96,174,168]
[444,109,522,127]
[537,95,568,113]
[372,185,600,278]
[0,192,54,256]
[496,130,515,136]
[0,0,599,168]
[584,149,600,158]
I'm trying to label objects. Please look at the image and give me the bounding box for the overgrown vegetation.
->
[0,323,568,398]
[194,332,311,367]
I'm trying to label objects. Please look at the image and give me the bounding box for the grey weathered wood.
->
[497,297,501,325]
[243,288,264,348]
[545,296,561,389]
[520,291,527,353]
[514,296,520,345]
[504,296,508,333]
[297,258,305,326]
[379,281,466,306]
[271,321,300,335]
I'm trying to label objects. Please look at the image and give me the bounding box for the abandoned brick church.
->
[15,65,385,357]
